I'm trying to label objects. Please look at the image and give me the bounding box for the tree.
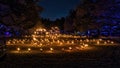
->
[54,17,65,30]
[0,0,43,30]
[64,10,76,32]
[41,17,65,30]
[64,0,120,33]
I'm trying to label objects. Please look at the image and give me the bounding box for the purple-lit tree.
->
[64,0,120,36]
[0,0,43,36]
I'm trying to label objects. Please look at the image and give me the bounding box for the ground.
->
[0,45,120,68]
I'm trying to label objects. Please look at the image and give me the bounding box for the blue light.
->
[0,24,4,29]
[5,32,12,37]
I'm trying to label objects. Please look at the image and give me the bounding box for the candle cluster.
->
[7,27,116,53]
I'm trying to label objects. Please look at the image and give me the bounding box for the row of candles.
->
[7,38,115,46]
[16,44,89,52]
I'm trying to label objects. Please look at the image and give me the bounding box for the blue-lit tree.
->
[65,0,120,36]
[0,0,43,36]
[96,0,120,36]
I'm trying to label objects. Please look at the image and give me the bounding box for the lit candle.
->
[28,48,31,51]
[69,47,72,50]
[40,48,43,51]
[50,48,54,51]
[97,41,100,45]
[17,48,20,51]
[84,44,88,47]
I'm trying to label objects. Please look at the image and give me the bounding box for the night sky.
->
[39,0,80,21]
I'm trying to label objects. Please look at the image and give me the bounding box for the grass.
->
[0,45,120,68]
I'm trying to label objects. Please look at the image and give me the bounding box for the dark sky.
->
[38,0,80,21]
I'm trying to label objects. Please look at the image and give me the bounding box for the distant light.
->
[62,48,65,50]
[111,41,114,44]
[104,42,107,44]
[28,48,31,51]
[97,41,100,44]
[17,48,20,51]
[46,32,49,35]
[60,42,63,45]
[107,40,110,42]
[69,47,72,50]
[40,43,42,46]
[71,41,74,44]
[84,44,88,47]
[86,39,89,42]
[99,39,102,41]
[81,46,84,48]
[76,47,80,49]
[50,48,54,51]
[40,48,43,51]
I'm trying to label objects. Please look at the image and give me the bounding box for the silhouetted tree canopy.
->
[0,0,43,29]
[64,0,120,32]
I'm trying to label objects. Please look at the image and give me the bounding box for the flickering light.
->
[111,41,114,44]
[97,41,100,44]
[46,32,49,35]
[43,29,46,31]
[80,40,82,42]
[33,37,37,41]
[67,41,70,44]
[71,41,74,44]
[62,48,65,50]
[34,42,37,45]
[99,39,102,41]
[40,48,43,51]
[104,41,107,44]
[40,43,42,46]
[69,47,72,50]
[107,40,110,42]
[76,47,80,49]
[17,48,20,51]
[13,41,15,44]
[50,48,54,51]
[93,39,95,42]
[86,39,89,42]
[7,41,11,44]
[60,42,63,45]
[57,40,60,43]
[81,46,84,48]
[21,41,24,44]
[34,31,37,34]
[84,44,88,47]
[28,48,31,51]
